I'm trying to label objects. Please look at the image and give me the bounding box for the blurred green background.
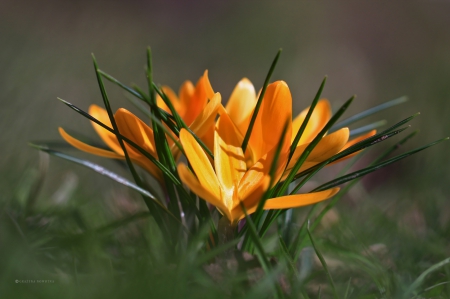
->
[1,0,449,242]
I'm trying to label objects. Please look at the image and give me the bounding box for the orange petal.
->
[179,128,221,200]
[329,129,377,165]
[248,81,292,163]
[291,99,331,145]
[156,85,180,114]
[225,78,257,136]
[178,80,195,119]
[189,92,221,138]
[183,70,215,125]
[59,127,124,159]
[263,187,340,210]
[215,113,247,210]
[231,175,270,222]
[114,108,157,157]
[89,104,123,154]
[286,128,349,174]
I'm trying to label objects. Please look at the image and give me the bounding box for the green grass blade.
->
[277,96,355,196]
[289,76,327,161]
[97,69,145,101]
[349,119,387,138]
[29,144,159,203]
[307,225,339,299]
[403,257,450,298]
[311,137,448,192]
[331,96,408,132]
[241,49,282,153]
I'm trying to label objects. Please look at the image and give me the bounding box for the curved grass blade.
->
[29,144,159,203]
[403,257,450,299]
[311,137,448,192]
[307,224,339,299]
[242,49,282,153]
[276,96,355,197]
[291,126,410,192]
[289,76,327,161]
[153,84,214,159]
[331,96,408,132]
[292,113,419,182]
[349,119,387,138]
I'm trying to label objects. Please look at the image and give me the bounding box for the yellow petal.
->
[225,78,257,135]
[286,128,350,173]
[89,104,123,155]
[291,99,332,145]
[214,113,247,210]
[249,81,292,163]
[237,156,271,210]
[262,187,340,210]
[231,175,270,222]
[59,127,124,159]
[179,128,221,200]
[114,108,157,157]
[178,164,230,219]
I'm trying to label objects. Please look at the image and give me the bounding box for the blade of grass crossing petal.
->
[289,76,327,161]
[57,98,179,184]
[277,96,355,196]
[307,225,339,299]
[312,137,448,192]
[349,120,387,138]
[146,48,182,220]
[331,96,408,132]
[241,49,282,153]
[254,120,289,225]
[241,120,289,252]
[125,94,181,143]
[293,125,412,181]
[93,55,163,219]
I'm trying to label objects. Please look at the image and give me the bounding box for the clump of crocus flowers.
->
[42,49,446,249]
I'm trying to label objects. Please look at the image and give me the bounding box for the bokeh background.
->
[1,0,449,234]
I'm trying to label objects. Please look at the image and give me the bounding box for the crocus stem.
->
[218,217,237,248]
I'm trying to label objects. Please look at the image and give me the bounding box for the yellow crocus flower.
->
[178,81,340,224]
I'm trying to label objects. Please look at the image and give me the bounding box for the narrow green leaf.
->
[331,96,408,131]
[403,257,450,299]
[312,137,448,192]
[307,225,339,299]
[241,49,282,153]
[349,119,387,138]
[289,76,327,161]
[277,96,355,196]
[29,144,158,203]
